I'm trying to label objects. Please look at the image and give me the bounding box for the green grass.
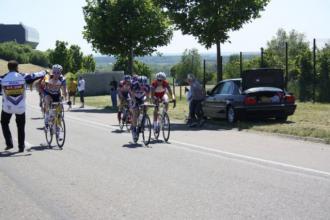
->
[85,94,330,144]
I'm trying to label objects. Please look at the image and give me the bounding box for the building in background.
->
[0,23,39,48]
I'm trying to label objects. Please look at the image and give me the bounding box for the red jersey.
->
[151,80,169,98]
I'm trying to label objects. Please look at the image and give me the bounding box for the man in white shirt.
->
[77,76,85,108]
[0,60,46,152]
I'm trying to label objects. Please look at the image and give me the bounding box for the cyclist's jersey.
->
[0,71,46,114]
[118,80,131,99]
[42,74,66,95]
[131,81,150,100]
[151,80,169,98]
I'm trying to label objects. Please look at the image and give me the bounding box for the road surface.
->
[0,92,330,219]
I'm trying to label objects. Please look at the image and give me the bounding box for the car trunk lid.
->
[242,68,285,91]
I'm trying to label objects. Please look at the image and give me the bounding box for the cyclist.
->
[41,64,67,128]
[130,75,150,140]
[151,72,176,130]
[117,75,132,124]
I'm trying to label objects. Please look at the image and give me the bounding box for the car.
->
[202,68,297,123]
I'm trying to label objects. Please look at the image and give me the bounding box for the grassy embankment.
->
[85,94,330,144]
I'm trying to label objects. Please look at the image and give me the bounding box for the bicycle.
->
[119,102,132,131]
[44,101,66,148]
[153,99,176,142]
[132,103,153,145]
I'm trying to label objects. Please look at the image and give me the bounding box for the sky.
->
[0,0,330,55]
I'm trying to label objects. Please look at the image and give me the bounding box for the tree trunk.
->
[128,47,134,75]
[216,40,222,82]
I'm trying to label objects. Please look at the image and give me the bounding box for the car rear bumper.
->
[236,104,297,118]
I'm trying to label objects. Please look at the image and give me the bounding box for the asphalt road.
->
[1,92,330,220]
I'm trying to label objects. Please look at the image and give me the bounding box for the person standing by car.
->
[67,77,77,110]
[187,74,206,127]
[109,77,118,109]
[0,60,46,152]
[77,76,85,108]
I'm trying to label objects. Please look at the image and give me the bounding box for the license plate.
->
[260,97,271,103]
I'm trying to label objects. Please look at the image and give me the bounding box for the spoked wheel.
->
[125,112,132,132]
[153,116,160,140]
[61,104,65,118]
[45,124,53,147]
[142,115,151,146]
[162,112,171,142]
[55,117,66,148]
[119,112,125,131]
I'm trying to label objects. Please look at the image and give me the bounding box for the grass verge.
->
[85,95,330,144]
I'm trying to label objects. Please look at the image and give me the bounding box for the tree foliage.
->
[157,0,270,80]
[83,0,173,74]
[318,44,330,102]
[171,48,202,84]
[48,41,72,73]
[113,56,152,78]
[0,41,49,67]
[69,45,84,73]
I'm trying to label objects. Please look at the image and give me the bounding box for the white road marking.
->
[27,104,330,178]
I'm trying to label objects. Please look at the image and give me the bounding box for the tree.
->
[69,45,83,73]
[48,41,72,73]
[223,55,241,79]
[157,0,269,82]
[297,50,313,101]
[113,56,152,78]
[83,0,173,75]
[318,44,330,102]
[82,54,96,73]
[171,48,202,84]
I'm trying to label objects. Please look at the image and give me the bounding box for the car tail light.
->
[244,96,257,105]
[285,95,295,103]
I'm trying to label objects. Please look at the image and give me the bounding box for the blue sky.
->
[0,0,329,55]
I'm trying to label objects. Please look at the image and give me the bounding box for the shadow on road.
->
[69,106,117,114]
[122,142,144,148]
[169,118,295,132]
[0,151,32,158]
[31,117,44,120]
[27,144,62,152]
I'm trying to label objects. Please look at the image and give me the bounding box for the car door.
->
[213,81,234,118]
[203,83,224,118]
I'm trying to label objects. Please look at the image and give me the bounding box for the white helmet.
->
[52,64,63,75]
[156,72,166,80]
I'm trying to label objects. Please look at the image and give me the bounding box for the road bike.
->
[44,101,66,148]
[119,102,132,131]
[153,99,176,142]
[132,103,153,145]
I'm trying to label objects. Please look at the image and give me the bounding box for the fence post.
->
[313,38,316,103]
[203,59,206,90]
[180,85,182,100]
[240,52,243,78]
[285,42,289,90]
[260,47,264,67]
[172,77,175,96]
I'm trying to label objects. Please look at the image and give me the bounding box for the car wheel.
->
[227,106,237,124]
[276,115,288,122]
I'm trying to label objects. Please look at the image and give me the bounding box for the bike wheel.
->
[142,115,151,145]
[45,124,53,147]
[153,116,160,140]
[125,111,132,132]
[119,112,125,131]
[55,116,66,148]
[162,112,171,142]
[61,104,65,118]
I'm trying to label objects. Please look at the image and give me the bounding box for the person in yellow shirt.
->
[67,77,77,110]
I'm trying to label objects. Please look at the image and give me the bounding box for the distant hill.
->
[94,52,259,66]
[0,59,46,75]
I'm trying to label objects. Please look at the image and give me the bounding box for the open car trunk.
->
[242,68,285,91]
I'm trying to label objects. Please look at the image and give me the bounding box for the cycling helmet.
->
[141,76,148,85]
[123,75,131,82]
[156,72,166,80]
[131,74,139,83]
[52,64,63,75]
